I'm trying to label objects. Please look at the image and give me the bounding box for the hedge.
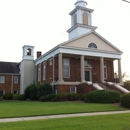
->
[85,90,121,103]
[3,93,13,100]
[40,93,85,102]
[121,93,130,108]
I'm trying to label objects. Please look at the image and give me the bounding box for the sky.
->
[0,0,130,77]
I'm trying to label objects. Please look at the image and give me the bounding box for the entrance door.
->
[85,71,90,81]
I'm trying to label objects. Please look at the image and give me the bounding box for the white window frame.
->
[84,60,91,67]
[63,58,70,78]
[49,58,52,66]
[104,62,107,79]
[14,76,18,84]
[43,62,46,80]
[0,76,5,83]
[38,64,41,81]
[70,87,77,93]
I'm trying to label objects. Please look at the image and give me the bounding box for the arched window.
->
[88,43,97,49]
[73,14,77,25]
[82,13,88,25]
[27,48,31,55]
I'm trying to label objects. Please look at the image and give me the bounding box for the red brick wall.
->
[36,57,114,84]
[0,75,20,94]
[57,84,96,94]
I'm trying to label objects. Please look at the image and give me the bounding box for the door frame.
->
[84,69,92,81]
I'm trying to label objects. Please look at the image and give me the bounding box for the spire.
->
[75,0,88,7]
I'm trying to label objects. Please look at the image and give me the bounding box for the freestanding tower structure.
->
[20,45,35,94]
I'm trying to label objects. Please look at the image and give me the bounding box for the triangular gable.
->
[61,31,122,53]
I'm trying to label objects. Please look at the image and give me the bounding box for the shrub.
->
[3,93,13,100]
[30,86,38,100]
[18,94,26,101]
[85,90,121,103]
[40,94,56,102]
[24,83,36,99]
[39,93,86,102]
[37,83,52,99]
[13,94,20,100]
[121,93,130,108]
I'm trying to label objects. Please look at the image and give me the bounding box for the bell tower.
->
[20,45,35,94]
[67,0,97,40]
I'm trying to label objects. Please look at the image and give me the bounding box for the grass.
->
[0,113,130,130]
[0,101,126,118]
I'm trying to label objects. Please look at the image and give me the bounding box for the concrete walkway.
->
[0,110,130,123]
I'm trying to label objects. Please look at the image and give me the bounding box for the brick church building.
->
[0,0,129,97]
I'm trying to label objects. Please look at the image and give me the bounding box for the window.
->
[70,87,77,93]
[84,60,91,67]
[83,13,88,25]
[38,64,41,81]
[49,59,52,65]
[14,76,18,84]
[63,59,70,78]
[14,90,18,94]
[88,43,97,49]
[43,62,46,80]
[73,14,77,25]
[0,76,5,83]
[0,90,4,97]
[104,62,107,79]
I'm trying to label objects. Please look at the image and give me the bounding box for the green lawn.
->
[0,101,126,118]
[0,113,130,130]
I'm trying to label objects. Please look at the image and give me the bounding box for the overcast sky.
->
[0,0,130,76]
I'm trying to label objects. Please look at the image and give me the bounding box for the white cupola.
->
[67,0,97,40]
[22,45,34,60]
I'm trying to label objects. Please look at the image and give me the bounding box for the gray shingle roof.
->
[0,61,20,74]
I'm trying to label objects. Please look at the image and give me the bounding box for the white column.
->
[58,53,64,82]
[53,56,55,82]
[81,55,85,82]
[118,59,122,83]
[100,57,104,82]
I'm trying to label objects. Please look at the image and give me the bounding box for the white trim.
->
[63,58,70,78]
[43,62,46,80]
[0,76,5,83]
[14,76,18,84]
[35,46,121,65]
[70,86,77,93]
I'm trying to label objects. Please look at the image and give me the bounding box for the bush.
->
[40,94,56,102]
[18,94,26,101]
[3,93,13,100]
[121,93,130,108]
[85,90,121,103]
[24,83,36,99]
[37,83,52,99]
[30,86,38,100]
[13,94,20,100]
[40,93,86,102]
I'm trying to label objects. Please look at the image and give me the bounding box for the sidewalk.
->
[0,110,130,123]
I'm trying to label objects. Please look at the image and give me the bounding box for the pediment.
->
[61,32,122,53]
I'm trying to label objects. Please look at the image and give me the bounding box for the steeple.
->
[67,0,97,40]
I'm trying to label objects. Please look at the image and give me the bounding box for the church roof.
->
[0,61,20,74]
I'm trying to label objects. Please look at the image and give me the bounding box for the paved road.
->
[0,110,130,123]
